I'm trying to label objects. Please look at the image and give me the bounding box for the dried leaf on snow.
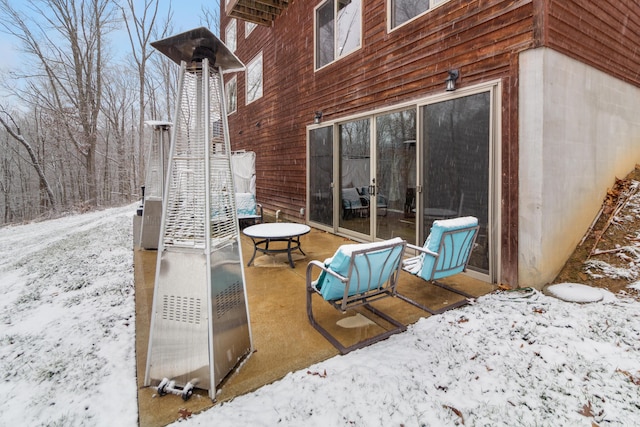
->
[443,405,465,424]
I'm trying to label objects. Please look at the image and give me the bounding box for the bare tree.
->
[102,67,136,203]
[0,107,56,211]
[200,3,220,31]
[148,51,178,122]
[1,132,16,222]
[0,0,217,223]
[121,0,172,193]
[0,0,117,208]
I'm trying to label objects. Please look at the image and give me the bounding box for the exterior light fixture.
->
[445,69,459,91]
[314,111,323,124]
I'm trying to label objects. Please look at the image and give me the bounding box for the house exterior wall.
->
[518,47,640,287]
[223,0,640,288]
[224,0,535,287]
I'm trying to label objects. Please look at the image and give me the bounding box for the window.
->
[390,0,448,30]
[225,19,237,52]
[315,0,362,70]
[246,52,263,104]
[225,75,237,114]
[245,21,257,37]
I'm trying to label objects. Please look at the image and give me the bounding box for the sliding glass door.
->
[420,92,491,275]
[307,86,497,282]
[374,109,416,242]
[338,118,371,237]
[335,112,417,241]
[308,126,333,228]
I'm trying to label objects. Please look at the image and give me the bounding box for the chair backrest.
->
[417,216,478,281]
[236,192,257,216]
[316,237,405,302]
[341,187,364,208]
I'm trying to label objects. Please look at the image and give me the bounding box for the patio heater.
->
[140,120,172,250]
[144,27,252,400]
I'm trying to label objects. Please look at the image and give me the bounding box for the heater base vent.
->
[216,281,243,319]
[162,295,202,325]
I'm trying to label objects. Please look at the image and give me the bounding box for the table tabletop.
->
[242,222,311,239]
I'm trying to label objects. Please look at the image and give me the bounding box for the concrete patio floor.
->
[134,226,496,427]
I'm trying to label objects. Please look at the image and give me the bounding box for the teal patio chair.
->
[399,216,479,314]
[306,237,407,354]
[341,187,369,219]
[235,192,263,227]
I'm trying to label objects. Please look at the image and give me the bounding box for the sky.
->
[0,190,639,425]
[154,0,220,34]
[0,0,220,80]
[0,0,221,106]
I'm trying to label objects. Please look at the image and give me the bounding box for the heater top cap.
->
[151,27,244,72]
[144,120,172,128]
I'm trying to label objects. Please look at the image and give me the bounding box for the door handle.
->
[369,178,376,196]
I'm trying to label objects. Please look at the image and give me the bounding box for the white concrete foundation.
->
[519,47,640,288]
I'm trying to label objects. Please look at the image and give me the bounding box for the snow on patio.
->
[0,204,639,426]
[176,287,640,427]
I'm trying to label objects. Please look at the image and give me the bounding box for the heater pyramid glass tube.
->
[140,121,171,250]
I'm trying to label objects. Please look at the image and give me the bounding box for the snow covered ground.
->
[177,288,640,427]
[0,205,138,426]
[1,204,639,426]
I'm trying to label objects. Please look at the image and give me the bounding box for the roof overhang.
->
[225,0,289,27]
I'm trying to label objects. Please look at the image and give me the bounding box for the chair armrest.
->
[306,260,348,297]
[306,260,326,276]
[306,260,348,282]
[405,243,438,258]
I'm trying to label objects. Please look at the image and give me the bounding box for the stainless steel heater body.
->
[140,120,171,250]
[144,28,252,399]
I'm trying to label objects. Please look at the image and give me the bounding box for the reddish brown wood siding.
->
[225,2,534,202]
[545,0,640,88]
[226,12,315,217]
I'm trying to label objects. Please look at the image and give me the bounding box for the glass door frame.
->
[337,117,373,241]
[414,81,501,284]
[308,107,421,244]
[372,107,418,243]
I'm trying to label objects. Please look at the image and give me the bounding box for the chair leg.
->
[307,290,407,355]
[396,293,439,314]
[396,280,473,315]
[396,292,469,315]
[307,289,350,354]
[431,280,475,299]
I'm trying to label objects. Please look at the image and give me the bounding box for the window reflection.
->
[316,0,361,69]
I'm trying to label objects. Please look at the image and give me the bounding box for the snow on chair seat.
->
[398,216,479,314]
[235,192,263,227]
[306,237,407,354]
